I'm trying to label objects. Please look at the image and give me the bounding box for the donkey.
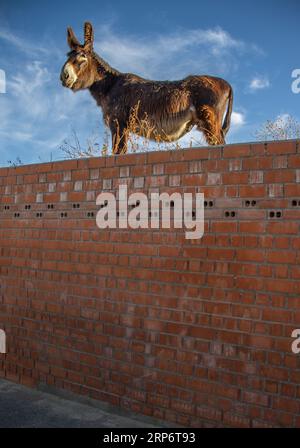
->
[60,22,233,154]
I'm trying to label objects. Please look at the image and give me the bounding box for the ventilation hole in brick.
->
[231,211,236,217]
[269,211,275,218]
[276,211,282,218]
[225,211,230,217]
[209,201,214,207]
[251,200,257,206]
[292,200,297,207]
[204,201,208,208]
[245,200,250,207]
[298,200,300,206]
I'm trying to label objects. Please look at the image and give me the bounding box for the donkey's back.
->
[102,73,233,145]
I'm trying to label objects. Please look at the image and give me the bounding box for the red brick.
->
[239,221,265,233]
[265,170,295,183]
[267,250,296,264]
[239,185,266,197]
[1,141,300,430]
[266,141,296,155]
[212,221,238,233]
[236,249,265,262]
[285,184,300,196]
[182,147,210,160]
[222,172,249,184]
[267,221,299,235]
[223,144,251,158]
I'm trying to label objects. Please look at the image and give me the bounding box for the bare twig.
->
[255,115,300,141]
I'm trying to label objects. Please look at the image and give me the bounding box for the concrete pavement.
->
[0,379,168,428]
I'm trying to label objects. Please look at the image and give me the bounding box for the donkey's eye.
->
[78,54,87,61]
[76,58,86,68]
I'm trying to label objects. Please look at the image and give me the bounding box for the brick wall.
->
[0,140,300,427]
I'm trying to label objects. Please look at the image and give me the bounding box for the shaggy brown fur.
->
[60,22,233,154]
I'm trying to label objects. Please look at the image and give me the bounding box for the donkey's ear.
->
[84,22,94,52]
[67,26,81,50]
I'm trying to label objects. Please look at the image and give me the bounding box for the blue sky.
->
[0,0,299,165]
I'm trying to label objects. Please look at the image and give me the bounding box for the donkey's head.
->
[60,22,98,91]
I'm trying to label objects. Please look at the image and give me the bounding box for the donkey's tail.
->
[222,85,233,138]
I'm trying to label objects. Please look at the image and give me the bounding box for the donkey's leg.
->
[196,105,225,146]
[110,120,128,155]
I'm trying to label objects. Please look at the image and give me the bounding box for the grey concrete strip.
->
[0,379,164,428]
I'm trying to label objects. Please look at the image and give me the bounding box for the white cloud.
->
[0,24,258,164]
[0,69,6,93]
[0,54,98,164]
[10,61,50,93]
[0,28,49,56]
[96,25,261,79]
[273,113,290,125]
[231,111,245,127]
[249,76,270,91]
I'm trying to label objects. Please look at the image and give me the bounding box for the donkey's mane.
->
[92,51,120,76]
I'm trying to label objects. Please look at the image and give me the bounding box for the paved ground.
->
[0,379,164,428]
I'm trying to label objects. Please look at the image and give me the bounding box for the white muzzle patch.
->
[64,63,78,88]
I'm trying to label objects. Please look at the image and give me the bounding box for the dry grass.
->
[59,103,205,159]
[59,126,109,159]
[124,101,208,152]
